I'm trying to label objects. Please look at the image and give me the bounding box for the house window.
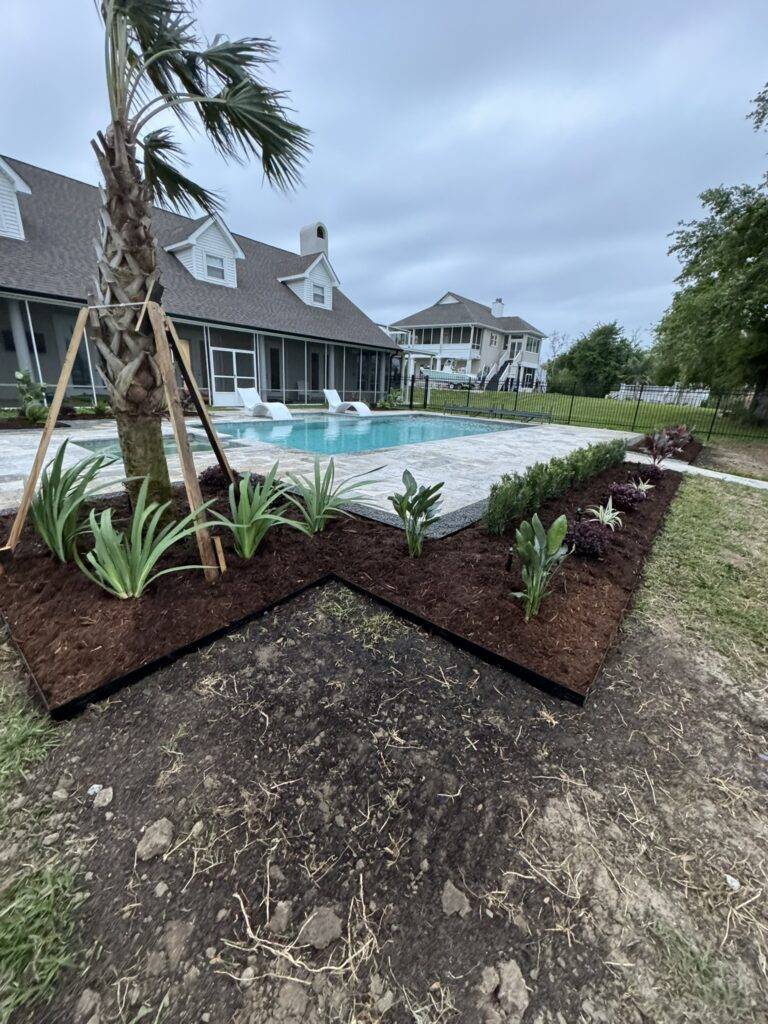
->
[525,336,540,354]
[313,284,326,305]
[2,328,46,354]
[269,347,281,391]
[205,254,225,281]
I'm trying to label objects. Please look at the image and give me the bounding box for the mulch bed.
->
[0,412,114,430]
[0,462,679,714]
[674,437,703,463]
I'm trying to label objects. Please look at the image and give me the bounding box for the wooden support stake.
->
[213,535,227,574]
[3,307,90,553]
[164,315,237,486]
[148,303,219,584]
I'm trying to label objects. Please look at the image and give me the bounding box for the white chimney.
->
[491,297,504,317]
[300,221,329,257]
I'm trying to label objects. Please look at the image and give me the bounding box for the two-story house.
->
[390,292,545,390]
[0,156,396,408]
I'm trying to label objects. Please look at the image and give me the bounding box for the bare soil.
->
[698,440,768,480]
[2,577,765,1024]
[0,463,679,712]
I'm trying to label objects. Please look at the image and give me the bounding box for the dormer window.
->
[313,283,326,305]
[205,253,225,281]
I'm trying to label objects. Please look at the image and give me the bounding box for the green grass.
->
[0,868,82,1023]
[0,683,80,1021]
[650,922,750,1016]
[637,476,768,674]
[411,387,768,441]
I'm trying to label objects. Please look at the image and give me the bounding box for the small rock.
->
[205,946,217,960]
[105,812,114,821]
[441,879,470,918]
[376,990,395,1014]
[497,960,530,1021]
[52,788,69,802]
[74,988,101,1024]
[267,900,292,935]
[725,874,741,892]
[93,787,113,808]
[86,784,103,797]
[202,1015,211,1023]
[268,863,286,882]
[277,981,308,1016]
[154,881,169,898]
[298,907,343,950]
[240,966,255,986]
[146,950,167,977]
[42,832,60,846]
[216,908,228,922]
[136,818,174,861]
[163,918,195,971]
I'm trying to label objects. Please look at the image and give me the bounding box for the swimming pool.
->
[215,414,520,455]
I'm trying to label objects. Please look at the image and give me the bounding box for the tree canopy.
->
[652,183,768,397]
[545,322,651,395]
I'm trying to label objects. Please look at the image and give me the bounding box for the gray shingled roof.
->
[391,292,543,336]
[0,157,395,350]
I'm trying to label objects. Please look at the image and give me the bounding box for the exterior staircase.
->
[484,358,511,391]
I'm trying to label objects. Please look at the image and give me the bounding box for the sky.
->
[2,1,767,355]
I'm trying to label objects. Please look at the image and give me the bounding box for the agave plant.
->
[388,470,443,557]
[209,464,305,558]
[585,496,624,531]
[510,513,570,621]
[632,477,655,495]
[286,459,379,534]
[29,440,118,562]
[75,478,213,598]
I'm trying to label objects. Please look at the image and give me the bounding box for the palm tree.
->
[91,0,309,503]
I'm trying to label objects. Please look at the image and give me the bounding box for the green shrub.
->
[210,464,305,558]
[14,370,45,419]
[30,441,117,562]
[388,470,443,557]
[510,513,570,621]
[486,439,626,535]
[75,478,212,598]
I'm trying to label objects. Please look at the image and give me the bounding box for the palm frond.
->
[140,128,222,214]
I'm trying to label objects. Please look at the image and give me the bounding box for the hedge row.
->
[485,438,627,535]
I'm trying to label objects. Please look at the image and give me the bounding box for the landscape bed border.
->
[5,474,680,720]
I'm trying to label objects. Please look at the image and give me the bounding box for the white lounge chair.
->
[237,387,292,421]
[323,388,372,416]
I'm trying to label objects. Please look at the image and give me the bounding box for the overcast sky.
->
[2,1,767,352]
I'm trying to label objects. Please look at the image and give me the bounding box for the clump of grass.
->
[0,682,56,803]
[0,867,82,1021]
[650,922,749,1016]
[637,477,768,674]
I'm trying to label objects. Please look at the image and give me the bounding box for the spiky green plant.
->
[585,496,624,531]
[510,513,570,621]
[210,464,305,558]
[29,441,118,562]
[75,477,212,598]
[286,458,379,534]
[388,470,443,557]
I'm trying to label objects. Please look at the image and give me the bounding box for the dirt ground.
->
[698,440,768,480]
[2,490,767,1024]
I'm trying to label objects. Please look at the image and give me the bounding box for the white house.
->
[390,292,545,390]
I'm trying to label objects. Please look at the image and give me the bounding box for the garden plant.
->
[75,478,213,599]
[30,441,117,562]
[210,464,306,558]
[287,458,378,534]
[14,370,47,423]
[388,470,444,557]
[586,496,624,530]
[608,481,647,512]
[509,513,570,621]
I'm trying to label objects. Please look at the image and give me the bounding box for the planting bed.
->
[0,461,680,714]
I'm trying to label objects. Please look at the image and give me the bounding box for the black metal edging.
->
[11,569,587,722]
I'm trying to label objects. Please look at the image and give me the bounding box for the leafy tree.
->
[545,322,651,395]
[91,1,309,503]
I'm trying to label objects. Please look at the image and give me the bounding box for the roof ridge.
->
[3,154,304,263]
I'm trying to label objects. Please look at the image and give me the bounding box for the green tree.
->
[91,1,309,503]
[545,322,651,395]
[653,183,768,420]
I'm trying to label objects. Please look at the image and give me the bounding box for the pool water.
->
[215,414,519,455]
[72,434,245,460]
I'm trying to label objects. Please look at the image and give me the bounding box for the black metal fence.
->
[399,376,768,441]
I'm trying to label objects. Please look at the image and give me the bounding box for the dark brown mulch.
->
[675,437,703,463]
[0,462,680,712]
[0,412,114,430]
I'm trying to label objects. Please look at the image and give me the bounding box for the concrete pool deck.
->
[0,411,641,533]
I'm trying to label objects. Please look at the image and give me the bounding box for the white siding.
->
[305,260,334,309]
[181,222,238,287]
[0,174,24,239]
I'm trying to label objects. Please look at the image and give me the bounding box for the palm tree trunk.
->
[91,122,172,506]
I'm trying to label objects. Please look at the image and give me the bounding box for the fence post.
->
[706,392,722,441]
[465,384,471,410]
[408,374,415,410]
[422,374,430,409]
[630,383,645,432]
[567,383,576,425]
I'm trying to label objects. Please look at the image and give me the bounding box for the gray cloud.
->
[2,0,767,356]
